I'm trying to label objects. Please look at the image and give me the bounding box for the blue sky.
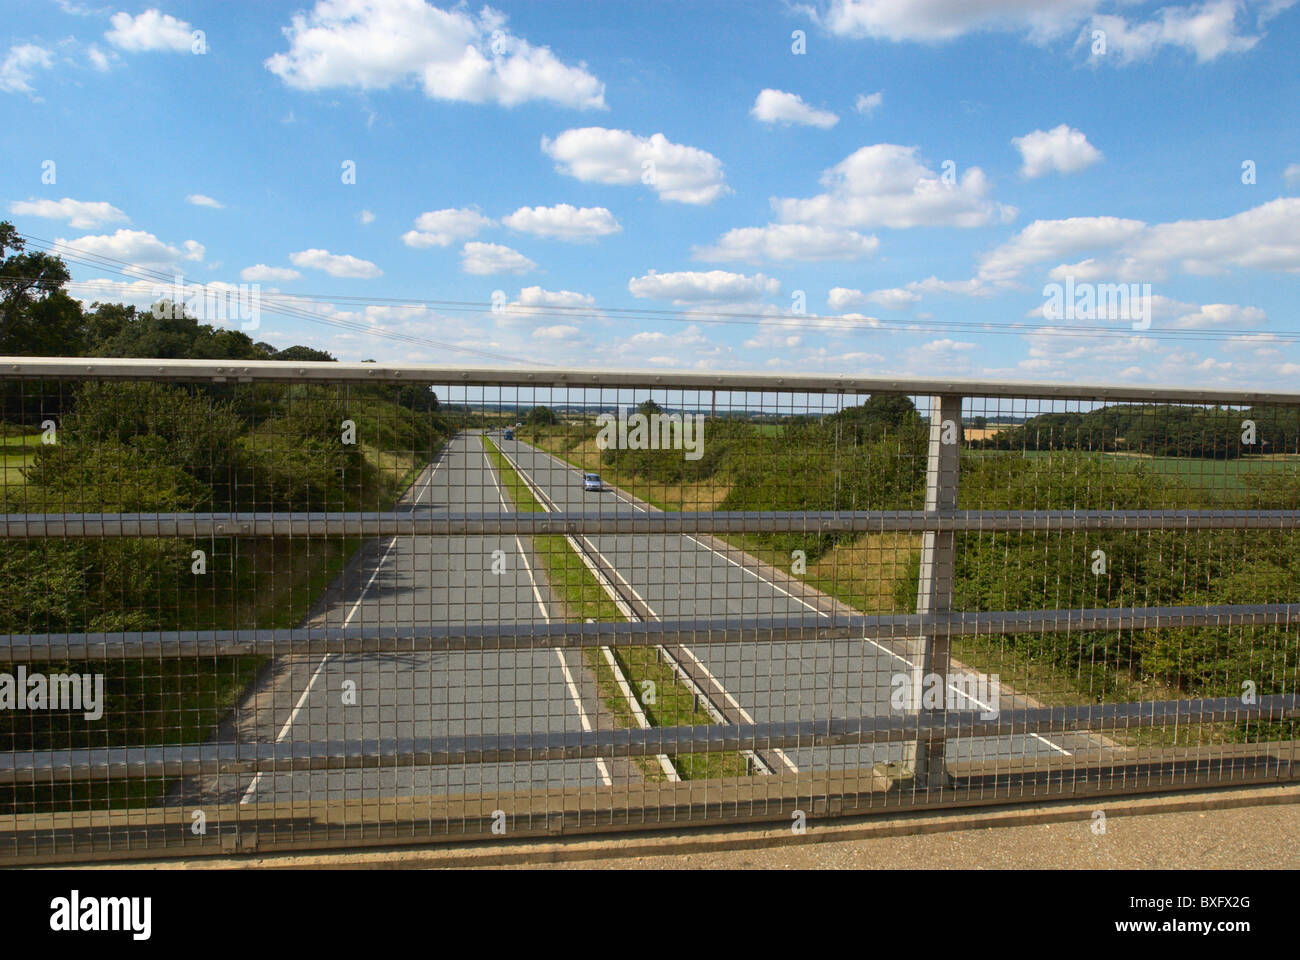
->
[2,0,1298,387]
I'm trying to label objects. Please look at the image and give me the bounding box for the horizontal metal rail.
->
[2,605,1297,661]
[5,356,1300,405]
[6,510,1300,539]
[1,695,1292,784]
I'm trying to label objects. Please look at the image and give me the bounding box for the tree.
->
[637,399,663,417]
[0,221,82,355]
[525,406,558,426]
[274,345,336,362]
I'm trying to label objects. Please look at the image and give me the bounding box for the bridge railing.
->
[0,357,1296,863]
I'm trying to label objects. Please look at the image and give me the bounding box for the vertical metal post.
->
[911,394,962,789]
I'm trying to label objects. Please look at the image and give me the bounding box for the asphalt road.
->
[492,434,1102,770]
[242,428,1101,806]
[240,432,628,805]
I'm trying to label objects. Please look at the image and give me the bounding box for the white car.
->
[583,473,603,492]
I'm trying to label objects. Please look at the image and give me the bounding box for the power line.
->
[13,231,1297,348]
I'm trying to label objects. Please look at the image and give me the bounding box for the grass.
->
[521,434,1280,751]
[0,435,447,815]
[0,431,40,487]
[482,434,747,780]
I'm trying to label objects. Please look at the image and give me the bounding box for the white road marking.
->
[499,441,781,775]
[241,533,400,804]
[482,437,613,786]
[518,440,1075,761]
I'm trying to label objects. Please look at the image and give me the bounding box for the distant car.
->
[583,473,603,492]
[503,429,514,440]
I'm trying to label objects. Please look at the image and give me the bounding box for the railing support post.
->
[911,393,962,789]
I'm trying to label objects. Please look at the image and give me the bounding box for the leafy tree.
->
[526,405,558,426]
[0,222,82,355]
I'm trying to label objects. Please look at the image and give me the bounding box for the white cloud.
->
[542,127,729,205]
[1012,124,1102,177]
[1127,197,1300,274]
[0,45,54,94]
[240,264,301,282]
[694,223,878,262]
[186,193,223,209]
[501,203,621,240]
[358,209,376,225]
[1087,2,1266,64]
[751,89,839,128]
[978,216,1147,282]
[9,197,127,229]
[773,144,1015,229]
[265,0,605,109]
[401,207,493,247]
[105,9,195,53]
[816,0,1274,64]
[827,287,866,311]
[817,0,1097,42]
[628,269,780,304]
[1168,303,1267,328]
[532,324,581,340]
[52,229,204,271]
[867,287,923,309]
[1283,163,1300,188]
[854,90,883,114]
[460,241,536,275]
[86,45,113,71]
[289,248,383,278]
[515,286,595,308]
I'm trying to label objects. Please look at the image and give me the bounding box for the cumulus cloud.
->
[240,264,301,282]
[186,193,223,209]
[514,286,595,308]
[9,197,127,229]
[694,224,878,262]
[265,0,605,109]
[501,203,620,240]
[542,127,729,205]
[773,144,1015,229]
[52,229,204,271]
[813,0,1276,64]
[751,88,839,128]
[628,269,780,304]
[997,198,1300,284]
[105,9,195,52]
[1012,124,1102,177]
[289,248,383,278]
[359,209,376,224]
[401,207,493,248]
[1086,2,1269,64]
[0,45,54,94]
[854,90,883,114]
[978,216,1148,282]
[460,241,536,275]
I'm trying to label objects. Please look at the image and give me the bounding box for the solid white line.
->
[241,534,400,804]
[482,437,612,786]
[500,441,779,775]
[522,440,1074,761]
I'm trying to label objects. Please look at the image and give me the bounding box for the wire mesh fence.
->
[0,358,1297,862]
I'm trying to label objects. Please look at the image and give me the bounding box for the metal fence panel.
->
[0,360,1297,863]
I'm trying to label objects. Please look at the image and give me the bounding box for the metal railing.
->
[0,357,1296,863]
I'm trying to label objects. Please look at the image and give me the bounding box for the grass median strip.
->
[482,435,748,780]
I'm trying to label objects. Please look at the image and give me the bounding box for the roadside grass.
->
[482,434,746,780]
[1,437,442,815]
[0,430,40,487]
[520,435,1270,751]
